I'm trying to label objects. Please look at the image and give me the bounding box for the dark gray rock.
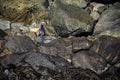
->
[25,52,56,71]
[5,35,37,54]
[34,36,43,43]
[25,52,71,73]
[72,50,108,74]
[50,0,95,37]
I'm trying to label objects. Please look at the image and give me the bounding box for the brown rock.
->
[90,36,120,65]
[72,50,108,74]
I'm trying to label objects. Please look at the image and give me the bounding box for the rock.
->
[19,26,29,32]
[0,0,49,24]
[90,35,120,65]
[71,37,92,53]
[100,30,120,38]
[25,32,36,40]
[25,52,71,73]
[43,36,58,43]
[40,36,92,61]
[60,0,88,8]
[93,3,120,37]
[11,22,23,35]
[40,37,73,60]
[50,0,95,37]
[89,2,107,20]
[0,19,10,30]
[29,27,39,34]
[72,50,108,74]
[43,25,58,36]
[90,11,100,21]
[5,35,37,54]
[35,36,43,43]
[90,2,107,13]
[25,53,55,72]
[11,22,24,29]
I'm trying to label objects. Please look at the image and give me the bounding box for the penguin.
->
[39,24,45,37]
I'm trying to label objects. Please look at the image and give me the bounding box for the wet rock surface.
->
[0,0,120,80]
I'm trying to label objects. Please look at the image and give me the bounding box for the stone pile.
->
[0,0,120,80]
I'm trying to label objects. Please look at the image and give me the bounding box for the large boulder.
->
[50,0,95,37]
[93,2,120,38]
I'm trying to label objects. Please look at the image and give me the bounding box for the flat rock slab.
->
[25,52,71,73]
[5,35,37,54]
[40,37,92,61]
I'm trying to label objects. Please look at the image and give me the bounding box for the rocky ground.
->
[0,0,120,80]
